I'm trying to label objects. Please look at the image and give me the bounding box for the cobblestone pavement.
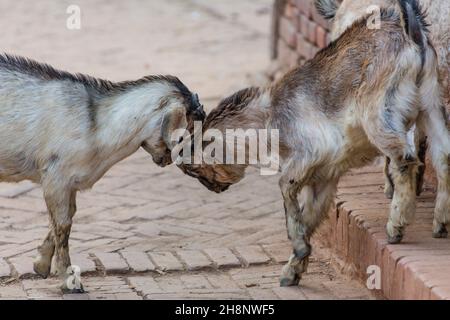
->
[0,0,375,299]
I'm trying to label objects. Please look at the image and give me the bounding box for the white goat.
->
[0,54,204,292]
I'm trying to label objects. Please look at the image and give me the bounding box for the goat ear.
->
[161,106,187,150]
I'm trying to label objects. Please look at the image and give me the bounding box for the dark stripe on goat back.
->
[0,53,190,97]
[86,93,97,130]
[204,87,261,128]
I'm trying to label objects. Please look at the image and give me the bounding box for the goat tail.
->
[398,0,429,49]
[314,0,339,20]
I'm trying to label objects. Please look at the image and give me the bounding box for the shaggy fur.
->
[315,0,450,198]
[180,0,450,286]
[0,54,205,292]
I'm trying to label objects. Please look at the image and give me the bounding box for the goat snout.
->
[197,176,230,193]
[153,152,173,167]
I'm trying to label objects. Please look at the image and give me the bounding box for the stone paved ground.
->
[0,0,375,299]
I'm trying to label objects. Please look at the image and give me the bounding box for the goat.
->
[0,54,205,292]
[315,0,450,198]
[179,0,450,287]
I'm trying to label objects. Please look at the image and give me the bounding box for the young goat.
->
[179,0,450,286]
[0,54,204,292]
[315,0,450,198]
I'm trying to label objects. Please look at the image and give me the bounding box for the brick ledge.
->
[318,166,450,300]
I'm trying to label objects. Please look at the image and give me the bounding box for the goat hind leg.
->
[417,48,450,237]
[431,150,450,238]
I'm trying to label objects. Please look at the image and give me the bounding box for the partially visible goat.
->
[315,0,450,198]
[0,54,204,292]
[180,0,450,286]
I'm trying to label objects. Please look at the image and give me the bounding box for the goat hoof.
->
[384,186,394,200]
[33,258,51,279]
[432,224,448,239]
[386,223,404,244]
[279,264,301,287]
[280,275,300,287]
[387,234,403,244]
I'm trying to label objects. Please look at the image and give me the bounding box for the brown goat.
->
[179,0,450,286]
[315,0,450,198]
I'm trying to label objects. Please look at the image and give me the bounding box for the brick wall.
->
[271,0,332,73]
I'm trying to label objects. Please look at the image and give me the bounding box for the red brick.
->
[120,251,156,273]
[295,0,312,18]
[306,19,317,44]
[234,246,271,266]
[0,283,27,299]
[280,17,297,49]
[278,39,299,68]
[204,248,241,268]
[176,250,213,271]
[9,256,35,279]
[299,14,308,35]
[316,25,328,48]
[296,35,314,59]
[71,253,97,275]
[284,3,297,19]
[0,258,10,278]
[94,252,129,274]
[148,252,184,272]
[273,287,307,300]
[262,243,291,263]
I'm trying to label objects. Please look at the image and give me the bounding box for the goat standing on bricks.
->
[179,0,450,286]
[314,0,450,199]
[0,54,205,292]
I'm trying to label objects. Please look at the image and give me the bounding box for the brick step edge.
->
[318,192,450,300]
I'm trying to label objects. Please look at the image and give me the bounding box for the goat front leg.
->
[279,177,338,287]
[34,190,78,279]
[386,159,418,244]
[279,176,309,287]
[43,187,82,293]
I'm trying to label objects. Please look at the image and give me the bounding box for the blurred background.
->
[0,0,273,109]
